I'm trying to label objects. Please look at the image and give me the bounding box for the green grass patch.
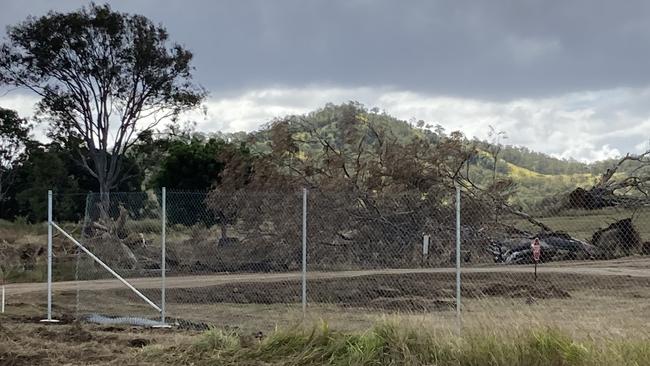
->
[141,322,650,365]
[2,259,78,283]
[507,207,650,242]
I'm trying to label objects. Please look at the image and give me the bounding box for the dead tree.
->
[568,151,650,209]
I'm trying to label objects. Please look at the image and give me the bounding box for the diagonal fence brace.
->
[51,222,162,313]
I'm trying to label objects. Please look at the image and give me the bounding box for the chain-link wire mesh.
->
[44,189,650,335]
[457,192,650,337]
[305,189,459,328]
[46,192,163,322]
[163,191,303,328]
[47,192,90,320]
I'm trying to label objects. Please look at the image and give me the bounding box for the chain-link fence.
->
[36,188,650,335]
[74,192,163,322]
[163,191,304,328]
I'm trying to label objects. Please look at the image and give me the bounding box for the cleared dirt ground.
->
[2,260,650,365]
[3,256,650,339]
[6,256,650,295]
[0,315,196,366]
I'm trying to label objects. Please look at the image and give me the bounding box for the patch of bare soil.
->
[475,283,570,299]
[35,322,95,343]
[156,272,590,313]
[144,271,650,315]
[127,338,150,348]
[2,313,75,325]
[0,316,193,366]
[364,297,455,311]
[0,351,47,366]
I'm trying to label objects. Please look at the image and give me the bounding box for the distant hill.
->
[228,102,636,210]
[498,145,590,175]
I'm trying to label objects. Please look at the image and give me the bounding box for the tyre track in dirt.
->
[5,257,650,295]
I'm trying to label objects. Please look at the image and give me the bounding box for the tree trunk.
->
[220,222,228,241]
[217,221,239,246]
[98,179,111,223]
[492,151,500,225]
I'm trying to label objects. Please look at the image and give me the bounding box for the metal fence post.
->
[48,189,53,320]
[455,182,462,335]
[302,188,308,317]
[41,190,58,323]
[161,187,167,325]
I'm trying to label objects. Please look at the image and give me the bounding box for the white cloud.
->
[0,92,49,141]
[184,86,388,133]
[0,92,39,117]
[188,86,649,162]
[3,86,650,162]
[635,139,650,153]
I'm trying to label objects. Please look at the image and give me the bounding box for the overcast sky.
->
[2,0,650,162]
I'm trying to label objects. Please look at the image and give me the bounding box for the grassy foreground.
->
[141,322,650,366]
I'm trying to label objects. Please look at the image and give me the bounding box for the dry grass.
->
[7,314,644,366]
[138,321,650,366]
[2,293,650,365]
[6,283,650,338]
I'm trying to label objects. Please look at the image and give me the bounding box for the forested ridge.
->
[0,101,642,222]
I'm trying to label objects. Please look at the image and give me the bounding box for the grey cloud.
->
[3,0,650,161]
[3,0,650,99]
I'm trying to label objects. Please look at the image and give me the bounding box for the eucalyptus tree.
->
[0,4,205,206]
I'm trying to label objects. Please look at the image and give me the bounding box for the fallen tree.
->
[489,218,643,264]
[567,151,650,209]
[591,218,642,258]
[489,232,596,264]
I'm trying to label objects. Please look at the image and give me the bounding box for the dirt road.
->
[6,256,650,296]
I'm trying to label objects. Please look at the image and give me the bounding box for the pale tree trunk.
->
[493,149,500,226]
[218,219,239,246]
[91,150,112,223]
[99,180,110,222]
[220,222,228,240]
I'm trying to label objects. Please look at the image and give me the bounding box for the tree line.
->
[0,113,254,222]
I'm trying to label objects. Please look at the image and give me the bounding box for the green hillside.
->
[466,150,597,210]
[505,162,597,210]
[243,102,630,210]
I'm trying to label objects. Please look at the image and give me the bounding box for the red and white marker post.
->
[531,238,541,281]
